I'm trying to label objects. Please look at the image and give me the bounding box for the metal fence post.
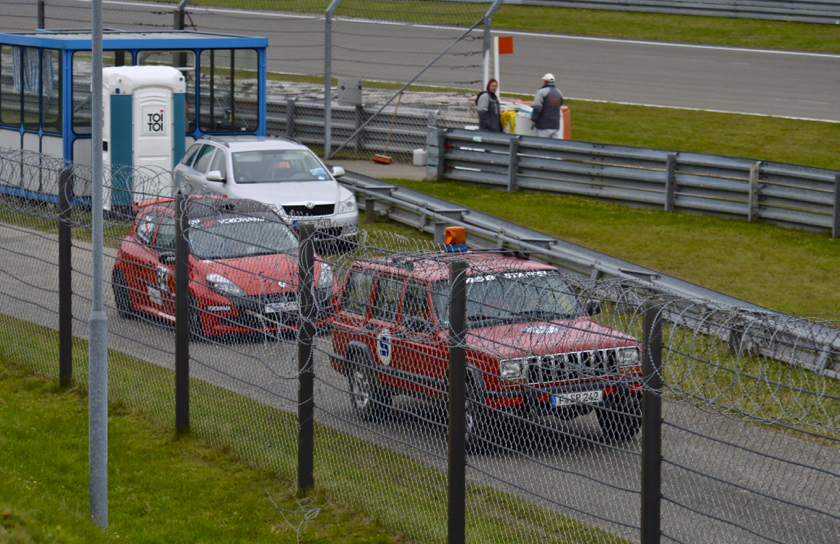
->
[175,190,190,434]
[749,161,761,222]
[298,223,316,491]
[37,0,45,29]
[448,259,468,544]
[507,135,520,192]
[664,154,676,212]
[832,173,840,239]
[641,300,663,544]
[58,167,73,387]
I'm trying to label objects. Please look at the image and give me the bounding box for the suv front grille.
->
[528,349,617,385]
[284,204,335,217]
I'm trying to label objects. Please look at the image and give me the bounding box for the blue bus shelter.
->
[0,29,268,166]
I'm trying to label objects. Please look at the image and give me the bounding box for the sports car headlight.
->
[337,196,357,214]
[206,273,246,299]
[616,347,641,370]
[500,358,528,382]
[316,263,334,291]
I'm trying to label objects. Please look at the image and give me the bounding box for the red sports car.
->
[111,196,335,338]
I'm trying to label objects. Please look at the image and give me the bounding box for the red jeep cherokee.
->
[331,249,643,447]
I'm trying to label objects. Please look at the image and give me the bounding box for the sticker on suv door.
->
[378,329,392,366]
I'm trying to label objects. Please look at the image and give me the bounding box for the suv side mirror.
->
[585,300,602,317]
[403,316,435,334]
[331,166,345,178]
[206,170,226,182]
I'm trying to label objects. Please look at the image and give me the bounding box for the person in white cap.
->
[531,73,564,139]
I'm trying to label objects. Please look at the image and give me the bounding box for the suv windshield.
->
[231,149,330,183]
[189,214,297,259]
[430,270,583,327]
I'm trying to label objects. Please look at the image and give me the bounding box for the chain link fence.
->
[0,148,837,543]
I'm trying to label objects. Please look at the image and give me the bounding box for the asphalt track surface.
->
[0,219,837,543]
[1,0,838,122]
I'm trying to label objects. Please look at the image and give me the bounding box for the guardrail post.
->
[507,135,520,192]
[664,154,676,212]
[749,161,761,222]
[448,259,468,544]
[286,99,296,139]
[641,300,663,544]
[354,104,367,153]
[832,173,840,239]
[175,190,190,434]
[298,223,316,491]
[434,221,447,245]
[58,167,72,387]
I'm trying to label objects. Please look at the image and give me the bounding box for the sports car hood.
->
[195,253,302,295]
[464,317,639,359]
[225,179,339,208]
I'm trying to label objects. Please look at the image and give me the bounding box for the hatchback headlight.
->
[316,262,334,291]
[206,273,246,299]
[337,196,357,214]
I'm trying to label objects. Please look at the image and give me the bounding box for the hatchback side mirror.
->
[331,166,345,178]
[206,170,225,182]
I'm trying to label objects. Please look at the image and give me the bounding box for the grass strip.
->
[0,314,625,544]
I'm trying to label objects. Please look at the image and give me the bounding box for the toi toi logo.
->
[146,110,165,132]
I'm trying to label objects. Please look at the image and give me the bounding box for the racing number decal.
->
[378,329,392,366]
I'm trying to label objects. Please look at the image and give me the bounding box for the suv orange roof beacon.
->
[330,249,644,453]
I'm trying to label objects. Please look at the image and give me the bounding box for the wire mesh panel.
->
[0,149,838,544]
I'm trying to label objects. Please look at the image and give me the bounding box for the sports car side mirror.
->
[585,300,602,317]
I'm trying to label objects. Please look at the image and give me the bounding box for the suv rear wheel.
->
[348,353,392,422]
[597,393,642,442]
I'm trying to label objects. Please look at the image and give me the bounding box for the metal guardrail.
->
[425,127,840,238]
[337,170,840,378]
[483,0,840,24]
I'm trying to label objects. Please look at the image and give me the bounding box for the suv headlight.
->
[337,196,357,214]
[616,347,641,372]
[206,273,246,299]
[500,358,528,383]
[316,262,334,291]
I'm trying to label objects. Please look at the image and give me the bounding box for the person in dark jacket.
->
[476,78,502,132]
[531,73,563,138]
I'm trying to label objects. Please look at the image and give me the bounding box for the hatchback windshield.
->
[231,149,330,183]
[189,214,297,259]
[431,270,583,327]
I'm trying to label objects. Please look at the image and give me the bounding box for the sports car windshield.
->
[431,270,583,327]
[232,149,331,183]
[189,214,297,259]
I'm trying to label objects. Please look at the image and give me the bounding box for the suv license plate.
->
[265,302,296,313]
[551,390,603,408]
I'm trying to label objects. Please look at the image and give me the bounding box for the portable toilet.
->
[102,65,186,209]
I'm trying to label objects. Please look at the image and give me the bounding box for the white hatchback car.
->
[174,135,358,244]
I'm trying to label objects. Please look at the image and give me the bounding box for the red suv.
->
[112,196,335,338]
[331,249,643,449]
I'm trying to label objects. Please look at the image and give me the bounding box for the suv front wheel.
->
[597,392,642,442]
[347,353,392,422]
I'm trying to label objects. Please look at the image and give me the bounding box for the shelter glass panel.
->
[0,45,21,125]
[72,50,134,134]
[22,47,39,130]
[41,49,61,134]
[198,49,258,133]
